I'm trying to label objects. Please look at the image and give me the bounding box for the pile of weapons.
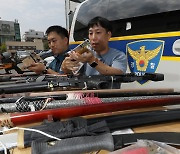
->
[0,72,164,94]
[0,73,180,153]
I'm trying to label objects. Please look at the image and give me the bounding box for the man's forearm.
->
[95,63,124,75]
[88,57,124,75]
[46,68,60,75]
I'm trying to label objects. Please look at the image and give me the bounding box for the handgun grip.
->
[31,133,114,154]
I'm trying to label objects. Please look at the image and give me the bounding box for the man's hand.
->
[69,50,94,63]
[61,50,94,74]
[28,63,46,74]
[61,56,81,73]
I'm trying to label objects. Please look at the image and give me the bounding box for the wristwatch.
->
[90,58,98,68]
[42,67,49,74]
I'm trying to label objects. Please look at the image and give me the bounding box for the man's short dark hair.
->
[46,25,69,39]
[88,16,112,33]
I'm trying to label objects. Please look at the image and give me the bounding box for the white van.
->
[68,0,180,91]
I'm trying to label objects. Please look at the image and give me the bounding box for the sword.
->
[0,95,180,127]
[0,94,180,113]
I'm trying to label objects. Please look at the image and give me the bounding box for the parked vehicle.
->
[67,0,180,91]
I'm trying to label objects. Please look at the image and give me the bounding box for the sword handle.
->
[31,133,114,154]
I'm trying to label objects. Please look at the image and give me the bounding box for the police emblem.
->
[126,40,164,84]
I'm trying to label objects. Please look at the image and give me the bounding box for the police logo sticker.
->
[127,40,164,84]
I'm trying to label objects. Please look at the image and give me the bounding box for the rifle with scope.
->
[0,73,164,94]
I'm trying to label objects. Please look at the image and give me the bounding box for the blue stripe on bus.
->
[70,35,180,57]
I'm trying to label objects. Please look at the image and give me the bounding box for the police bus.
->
[66,0,180,91]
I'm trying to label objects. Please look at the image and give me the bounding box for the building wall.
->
[14,22,21,41]
[0,20,21,44]
[24,29,44,42]
[6,39,44,52]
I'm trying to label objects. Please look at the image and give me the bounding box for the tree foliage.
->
[43,40,49,50]
[0,43,7,52]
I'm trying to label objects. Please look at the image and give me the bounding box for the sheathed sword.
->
[14,108,180,148]
[30,132,180,154]
[0,94,180,113]
[1,113,180,153]
[1,131,180,153]
[0,95,180,127]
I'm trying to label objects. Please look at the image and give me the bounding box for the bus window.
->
[73,0,180,41]
[111,10,180,37]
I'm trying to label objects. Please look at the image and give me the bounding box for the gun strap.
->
[113,132,180,150]
[31,133,114,154]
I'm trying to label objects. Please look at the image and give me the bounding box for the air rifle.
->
[0,39,90,74]
[0,50,48,74]
[0,73,164,94]
[0,88,177,103]
[0,51,24,74]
